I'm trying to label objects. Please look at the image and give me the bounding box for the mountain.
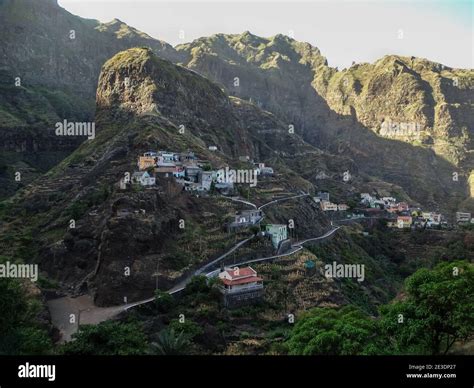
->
[176,32,474,214]
[0,0,181,199]
[2,47,349,305]
[1,2,472,215]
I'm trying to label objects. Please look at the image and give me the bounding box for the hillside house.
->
[157,152,176,167]
[208,146,218,151]
[387,205,398,213]
[317,191,330,202]
[228,210,263,231]
[360,193,372,201]
[218,266,264,308]
[260,166,274,176]
[382,196,396,204]
[265,224,288,249]
[422,212,441,224]
[397,216,412,229]
[398,202,409,212]
[185,166,202,182]
[337,204,349,211]
[138,156,157,171]
[198,171,213,191]
[132,171,156,186]
[155,166,176,178]
[173,167,185,178]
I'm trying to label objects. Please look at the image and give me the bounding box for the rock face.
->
[1,48,337,306]
[0,0,181,199]
[0,0,180,98]
[177,32,474,213]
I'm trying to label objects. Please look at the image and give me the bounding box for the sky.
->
[58,0,473,69]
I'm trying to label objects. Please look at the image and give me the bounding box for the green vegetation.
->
[0,278,52,355]
[286,306,382,355]
[285,261,474,355]
[149,328,190,355]
[61,321,148,355]
[379,260,474,355]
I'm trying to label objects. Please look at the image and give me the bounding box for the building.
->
[198,171,213,191]
[265,224,288,249]
[155,166,176,178]
[218,266,264,308]
[382,196,396,204]
[228,210,263,231]
[185,166,202,182]
[397,216,412,229]
[138,156,157,171]
[337,204,349,211]
[157,152,176,167]
[173,167,185,178]
[397,202,409,212]
[317,191,330,202]
[321,201,338,211]
[456,212,471,223]
[132,171,156,186]
[208,146,218,151]
[386,205,398,213]
[422,212,441,224]
[360,193,372,201]
[260,167,274,176]
[373,199,385,208]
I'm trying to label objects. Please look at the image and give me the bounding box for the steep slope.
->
[0,48,338,306]
[0,0,180,98]
[177,32,473,214]
[0,0,181,199]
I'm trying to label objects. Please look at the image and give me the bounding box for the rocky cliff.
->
[0,48,335,305]
[177,32,473,213]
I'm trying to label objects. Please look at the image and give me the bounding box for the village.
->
[114,150,474,308]
[121,149,274,195]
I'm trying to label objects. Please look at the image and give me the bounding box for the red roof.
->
[226,267,256,279]
[222,276,263,286]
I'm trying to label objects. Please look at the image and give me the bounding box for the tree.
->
[149,328,189,355]
[62,321,148,355]
[169,319,203,341]
[380,260,474,355]
[286,306,384,355]
[154,290,174,313]
[184,275,209,295]
[0,278,52,355]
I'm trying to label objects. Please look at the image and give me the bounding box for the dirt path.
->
[47,295,127,343]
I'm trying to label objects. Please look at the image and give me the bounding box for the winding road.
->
[47,191,334,342]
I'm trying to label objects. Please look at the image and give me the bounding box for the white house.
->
[218,266,264,307]
[132,171,156,186]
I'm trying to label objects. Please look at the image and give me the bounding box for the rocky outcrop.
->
[177,32,473,213]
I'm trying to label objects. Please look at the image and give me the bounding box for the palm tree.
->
[149,328,189,355]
